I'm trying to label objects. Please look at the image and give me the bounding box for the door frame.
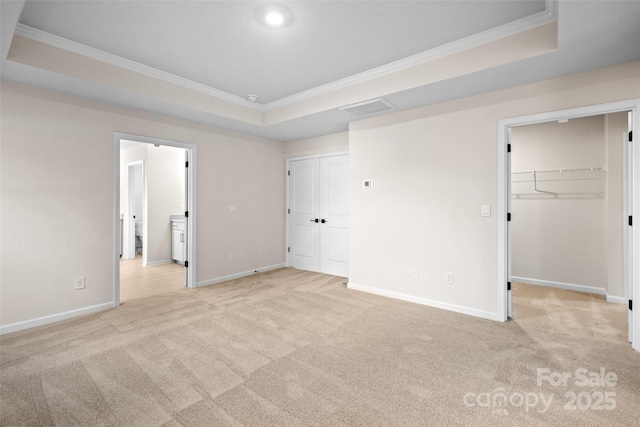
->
[497,99,640,351]
[125,160,144,260]
[285,151,349,267]
[114,132,197,306]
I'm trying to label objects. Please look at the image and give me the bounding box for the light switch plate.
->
[229,205,238,214]
[481,205,491,217]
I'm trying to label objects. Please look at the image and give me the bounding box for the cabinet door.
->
[172,228,184,263]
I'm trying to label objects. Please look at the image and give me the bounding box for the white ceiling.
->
[1,1,640,142]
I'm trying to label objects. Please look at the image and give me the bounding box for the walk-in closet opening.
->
[509,113,630,343]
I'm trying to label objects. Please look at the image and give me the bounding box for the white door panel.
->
[289,159,320,272]
[320,155,349,277]
[507,131,513,318]
[625,131,633,341]
[288,155,349,277]
[294,164,316,215]
[294,225,317,258]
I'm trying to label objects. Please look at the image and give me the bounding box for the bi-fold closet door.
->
[288,155,349,277]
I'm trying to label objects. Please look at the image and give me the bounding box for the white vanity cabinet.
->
[171,215,186,264]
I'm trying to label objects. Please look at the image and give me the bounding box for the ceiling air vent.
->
[339,98,393,117]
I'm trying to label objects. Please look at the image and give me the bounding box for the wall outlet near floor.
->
[445,272,454,284]
[74,277,85,290]
[411,267,418,279]
[229,252,236,262]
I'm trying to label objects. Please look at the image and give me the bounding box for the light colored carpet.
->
[1,269,638,426]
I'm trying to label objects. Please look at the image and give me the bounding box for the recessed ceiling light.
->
[265,12,284,26]
[256,5,293,28]
[246,94,258,102]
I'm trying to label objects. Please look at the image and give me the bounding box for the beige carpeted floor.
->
[1,269,638,426]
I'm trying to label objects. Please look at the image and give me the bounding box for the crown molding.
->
[263,0,558,111]
[12,0,557,115]
[13,23,266,112]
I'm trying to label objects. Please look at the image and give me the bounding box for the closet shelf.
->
[511,167,607,196]
[512,167,606,181]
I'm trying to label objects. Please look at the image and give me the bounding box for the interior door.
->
[288,159,321,272]
[625,130,633,341]
[320,155,349,277]
[183,149,189,287]
[507,130,514,318]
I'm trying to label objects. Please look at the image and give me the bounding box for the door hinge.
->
[507,144,511,153]
[629,300,633,311]
[507,281,512,291]
[287,247,290,253]
[288,170,290,176]
[507,212,511,222]
[185,261,189,268]
[287,208,290,214]
[629,131,633,142]
[185,211,189,218]
[630,216,633,226]
[185,161,189,168]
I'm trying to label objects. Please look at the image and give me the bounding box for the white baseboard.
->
[0,302,115,335]
[196,263,286,288]
[144,259,173,266]
[511,276,626,304]
[347,282,501,322]
[606,295,628,305]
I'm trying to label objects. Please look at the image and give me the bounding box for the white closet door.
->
[320,155,349,277]
[288,159,320,272]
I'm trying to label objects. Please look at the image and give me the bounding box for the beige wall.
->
[285,132,349,159]
[348,61,640,318]
[510,116,608,290]
[0,83,286,328]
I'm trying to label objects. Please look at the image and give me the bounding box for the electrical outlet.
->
[445,272,454,284]
[229,252,236,262]
[410,267,418,279]
[74,277,85,290]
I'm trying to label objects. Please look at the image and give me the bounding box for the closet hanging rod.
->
[511,167,606,175]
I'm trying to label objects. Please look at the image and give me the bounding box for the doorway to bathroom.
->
[114,133,196,305]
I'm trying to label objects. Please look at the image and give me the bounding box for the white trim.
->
[125,160,144,260]
[497,99,640,352]
[143,259,173,266]
[512,276,628,305]
[286,151,350,163]
[511,276,607,296]
[13,1,557,113]
[347,282,501,322]
[0,302,114,335]
[14,24,264,111]
[264,3,557,110]
[114,132,197,307]
[196,263,285,288]
[607,295,628,305]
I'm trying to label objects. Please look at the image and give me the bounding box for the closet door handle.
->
[321,219,328,224]
[310,219,319,223]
